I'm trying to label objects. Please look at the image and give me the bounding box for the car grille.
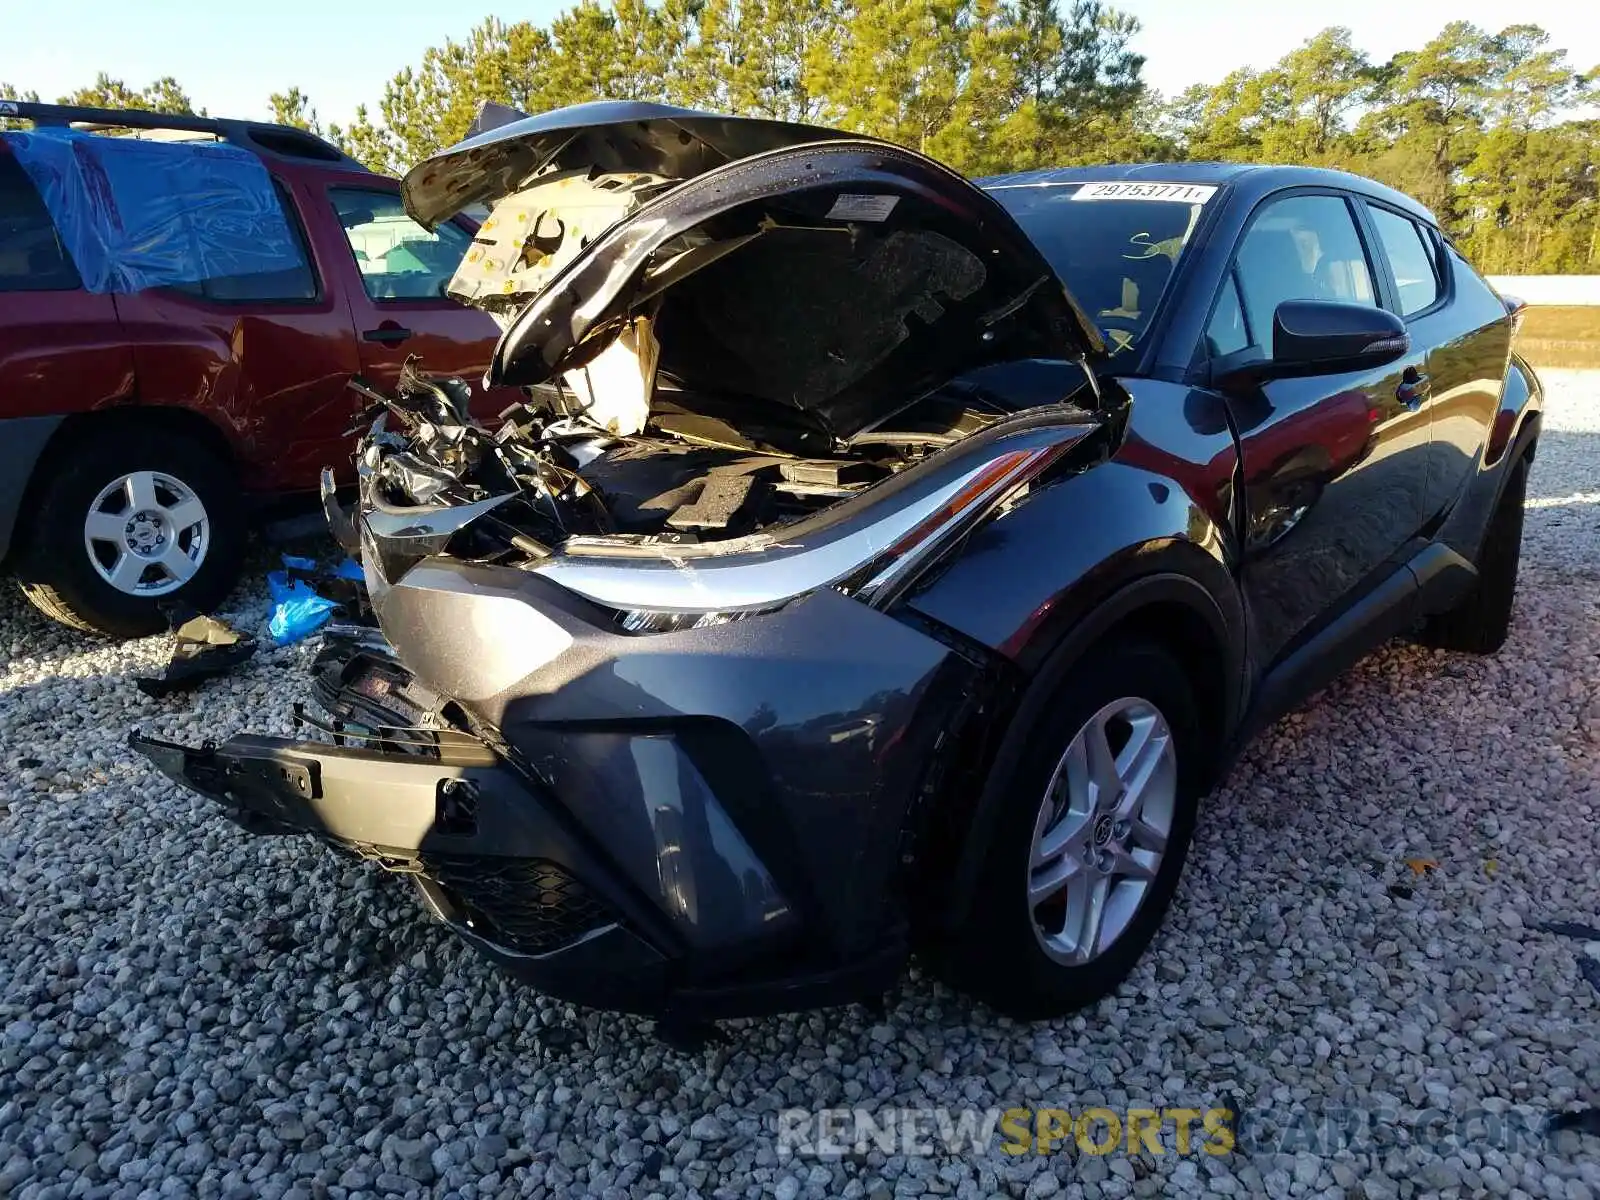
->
[420,854,613,955]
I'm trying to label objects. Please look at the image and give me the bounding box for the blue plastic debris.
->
[266,562,339,646]
[263,554,374,644]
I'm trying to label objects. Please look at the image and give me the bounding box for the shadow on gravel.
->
[0,583,121,674]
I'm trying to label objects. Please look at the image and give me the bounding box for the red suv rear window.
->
[0,147,80,292]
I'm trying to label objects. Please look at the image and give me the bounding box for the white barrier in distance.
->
[1487,276,1600,306]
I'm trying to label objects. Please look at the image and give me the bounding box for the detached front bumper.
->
[130,728,675,1013]
[130,701,916,1018]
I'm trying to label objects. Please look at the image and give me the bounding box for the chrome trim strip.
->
[357,414,1097,617]
[530,463,1002,612]
[853,446,1066,608]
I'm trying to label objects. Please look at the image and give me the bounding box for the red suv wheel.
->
[15,427,247,638]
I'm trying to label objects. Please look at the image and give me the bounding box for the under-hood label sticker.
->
[1071,182,1217,204]
[828,193,900,222]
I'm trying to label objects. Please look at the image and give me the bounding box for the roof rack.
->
[0,98,368,172]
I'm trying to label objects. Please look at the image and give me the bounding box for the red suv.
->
[0,101,509,637]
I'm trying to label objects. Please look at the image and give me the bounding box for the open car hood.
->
[402,103,1105,444]
[402,100,861,230]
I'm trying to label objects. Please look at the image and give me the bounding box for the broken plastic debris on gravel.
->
[266,554,369,646]
[132,607,257,698]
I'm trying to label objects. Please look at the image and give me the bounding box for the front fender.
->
[916,561,1247,937]
[903,458,1244,679]
[902,446,1250,933]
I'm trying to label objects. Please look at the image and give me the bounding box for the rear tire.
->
[15,428,246,639]
[936,639,1203,1019]
[1417,455,1528,655]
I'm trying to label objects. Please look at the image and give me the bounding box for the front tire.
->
[938,639,1203,1019]
[15,428,246,638]
[1417,455,1528,655]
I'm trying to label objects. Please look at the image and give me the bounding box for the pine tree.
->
[12,11,1599,270]
[268,87,322,136]
[58,74,200,115]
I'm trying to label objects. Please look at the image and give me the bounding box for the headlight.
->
[616,610,747,634]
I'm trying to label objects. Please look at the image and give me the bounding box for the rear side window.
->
[1441,240,1510,327]
[330,188,472,301]
[1366,205,1441,316]
[1216,194,1374,355]
[6,130,312,298]
[189,181,318,303]
[0,150,79,292]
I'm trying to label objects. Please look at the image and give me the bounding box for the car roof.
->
[980,162,1439,228]
[1,100,369,173]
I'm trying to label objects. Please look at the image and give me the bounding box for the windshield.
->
[984,180,1213,354]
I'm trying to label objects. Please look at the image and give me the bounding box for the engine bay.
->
[352,360,1007,568]
[356,155,1097,569]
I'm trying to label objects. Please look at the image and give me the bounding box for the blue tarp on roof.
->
[2,127,305,294]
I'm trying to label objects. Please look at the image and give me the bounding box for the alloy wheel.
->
[1027,696,1178,965]
[83,470,211,598]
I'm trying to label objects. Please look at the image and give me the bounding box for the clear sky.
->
[3,0,1598,128]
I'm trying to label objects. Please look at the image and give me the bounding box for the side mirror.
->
[1269,300,1409,376]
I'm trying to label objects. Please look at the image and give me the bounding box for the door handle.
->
[1395,372,1430,409]
[362,325,413,344]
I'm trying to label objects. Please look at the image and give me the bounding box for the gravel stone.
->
[1,370,1598,1197]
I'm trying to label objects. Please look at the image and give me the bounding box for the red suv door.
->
[109,176,361,495]
[316,180,513,413]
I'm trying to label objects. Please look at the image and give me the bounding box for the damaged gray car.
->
[135,100,1540,1024]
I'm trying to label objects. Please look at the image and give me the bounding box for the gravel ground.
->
[2,372,1598,1200]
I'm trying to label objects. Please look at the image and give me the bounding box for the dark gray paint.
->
[374,559,975,965]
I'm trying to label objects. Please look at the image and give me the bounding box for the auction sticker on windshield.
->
[1072,182,1217,204]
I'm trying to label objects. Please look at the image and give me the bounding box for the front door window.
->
[330,188,471,301]
[1224,194,1375,354]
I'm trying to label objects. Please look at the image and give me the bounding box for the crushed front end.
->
[132,628,679,1015]
[130,358,1101,1019]
[132,585,975,1018]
